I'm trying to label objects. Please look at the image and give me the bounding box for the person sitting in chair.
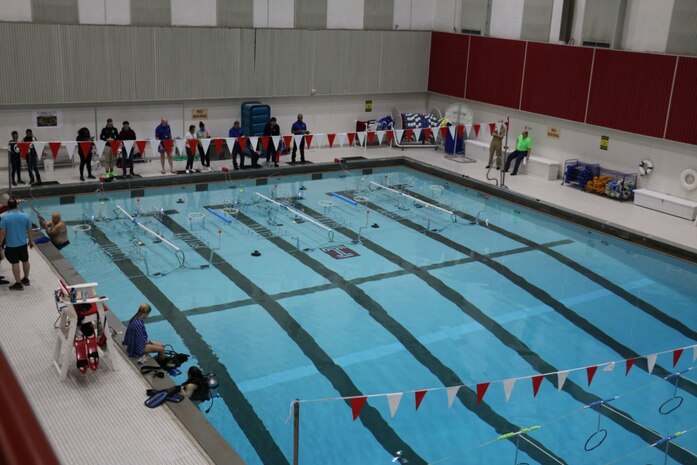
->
[123,303,166,363]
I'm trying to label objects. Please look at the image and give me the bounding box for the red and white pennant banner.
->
[298,344,696,421]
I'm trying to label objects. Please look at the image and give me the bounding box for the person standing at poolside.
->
[76,127,95,181]
[502,127,532,176]
[8,131,26,186]
[99,118,119,178]
[118,121,137,177]
[228,120,245,170]
[155,118,174,174]
[22,129,42,185]
[0,199,34,290]
[185,124,197,174]
[291,114,309,164]
[263,117,281,167]
[196,121,212,171]
[486,123,505,170]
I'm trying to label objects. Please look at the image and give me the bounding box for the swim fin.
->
[144,386,180,408]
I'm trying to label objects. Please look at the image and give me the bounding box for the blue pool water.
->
[33,167,696,465]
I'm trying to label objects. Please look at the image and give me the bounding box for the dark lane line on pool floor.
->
[368,190,697,397]
[200,208,568,465]
[156,215,428,465]
[403,189,697,346]
[146,242,571,324]
[306,199,694,464]
[87,224,290,465]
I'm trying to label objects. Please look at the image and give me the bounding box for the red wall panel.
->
[465,36,526,108]
[665,57,697,145]
[428,31,469,97]
[586,50,676,138]
[521,43,593,122]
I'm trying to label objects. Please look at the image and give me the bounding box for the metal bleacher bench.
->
[464,139,561,180]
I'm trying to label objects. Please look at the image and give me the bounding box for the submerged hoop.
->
[72,224,92,233]
[188,212,206,229]
[318,200,335,215]
[430,184,445,199]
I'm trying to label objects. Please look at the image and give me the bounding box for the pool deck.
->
[0,144,695,464]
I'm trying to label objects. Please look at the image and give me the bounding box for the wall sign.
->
[192,108,208,119]
[365,100,372,112]
[33,110,62,127]
[600,135,609,151]
[547,127,560,139]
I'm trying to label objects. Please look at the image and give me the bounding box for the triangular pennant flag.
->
[78,141,93,158]
[64,142,77,161]
[446,386,460,407]
[414,390,427,411]
[293,134,304,148]
[351,396,367,421]
[347,132,356,146]
[225,138,236,153]
[33,142,45,158]
[95,140,107,157]
[532,375,544,398]
[489,122,496,135]
[48,142,62,159]
[109,140,121,156]
[503,378,516,401]
[271,135,281,151]
[282,135,293,150]
[248,136,258,151]
[237,136,247,152]
[476,383,490,404]
[394,129,404,143]
[150,139,161,153]
[557,371,569,391]
[304,134,313,148]
[161,139,174,155]
[464,125,472,138]
[17,142,30,159]
[356,131,366,147]
[448,125,456,139]
[386,393,403,418]
[404,128,414,141]
[213,138,224,155]
[413,128,422,141]
[200,138,212,154]
[174,139,187,156]
[625,358,637,376]
[422,127,431,141]
[473,124,481,138]
[260,136,270,151]
[135,140,147,156]
[367,131,375,145]
[314,133,326,148]
[439,126,448,140]
[187,138,198,154]
[376,130,384,145]
[326,133,336,148]
[336,133,347,147]
[123,140,134,155]
[603,361,616,372]
[457,124,465,137]
[385,130,394,143]
[673,348,684,367]
[647,354,657,374]
[586,366,598,386]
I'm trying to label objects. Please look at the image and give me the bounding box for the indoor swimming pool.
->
[32,166,697,465]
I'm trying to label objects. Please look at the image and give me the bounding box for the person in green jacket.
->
[502,128,532,176]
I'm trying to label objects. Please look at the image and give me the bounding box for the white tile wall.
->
[327,0,364,29]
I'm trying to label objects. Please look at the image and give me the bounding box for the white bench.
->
[634,188,697,220]
[464,140,560,180]
[519,155,561,180]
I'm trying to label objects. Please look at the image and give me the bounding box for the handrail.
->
[116,205,180,251]
[0,347,61,465]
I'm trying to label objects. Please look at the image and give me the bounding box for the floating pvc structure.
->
[330,192,357,206]
[206,207,233,224]
[256,193,333,239]
[116,205,180,251]
[370,181,454,216]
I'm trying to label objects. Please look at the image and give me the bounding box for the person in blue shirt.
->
[0,199,34,290]
[228,121,244,170]
[123,303,166,363]
[155,118,174,175]
[291,113,310,163]
[263,117,281,167]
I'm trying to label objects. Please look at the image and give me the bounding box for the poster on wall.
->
[547,127,560,139]
[33,110,62,128]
